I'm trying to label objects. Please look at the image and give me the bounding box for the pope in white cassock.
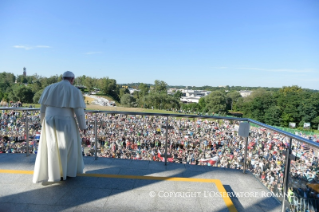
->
[33,71,87,183]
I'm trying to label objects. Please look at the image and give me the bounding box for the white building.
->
[167,88,176,95]
[179,89,211,103]
[180,96,201,103]
[239,90,252,97]
[128,88,139,94]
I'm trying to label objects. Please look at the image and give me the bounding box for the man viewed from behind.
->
[33,71,87,183]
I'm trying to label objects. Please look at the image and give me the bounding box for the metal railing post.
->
[165,116,168,165]
[281,137,293,212]
[94,114,98,160]
[26,113,29,157]
[243,136,248,174]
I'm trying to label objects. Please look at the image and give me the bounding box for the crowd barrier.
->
[1,107,319,212]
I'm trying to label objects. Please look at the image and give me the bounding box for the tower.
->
[23,67,26,76]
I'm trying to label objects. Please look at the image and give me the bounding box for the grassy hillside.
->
[25,103,178,114]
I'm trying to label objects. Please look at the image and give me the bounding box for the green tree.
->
[121,94,136,107]
[198,97,206,111]
[99,77,119,101]
[181,102,200,113]
[238,89,275,123]
[39,75,59,88]
[33,89,44,103]
[299,100,317,124]
[312,116,319,129]
[2,93,8,102]
[17,75,28,83]
[30,81,42,93]
[308,92,319,128]
[281,113,295,127]
[226,91,242,111]
[138,83,150,96]
[0,81,10,93]
[13,86,34,103]
[0,72,16,95]
[153,80,167,94]
[0,90,3,101]
[132,91,139,100]
[26,76,35,84]
[0,72,15,84]
[47,75,59,84]
[277,86,303,126]
[254,96,274,122]
[75,75,87,86]
[264,106,281,126]
[205,91,227,113]
[100,78,116,94]
[84,77,95,94]
[173,90,182,99]
[32,73,41,81]
[119,88,130,98]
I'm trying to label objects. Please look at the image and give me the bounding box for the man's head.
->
[62,71,75,84]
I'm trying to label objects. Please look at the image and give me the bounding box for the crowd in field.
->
[1,109,319,210]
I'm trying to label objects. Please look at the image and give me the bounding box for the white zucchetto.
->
[62,71,75,78]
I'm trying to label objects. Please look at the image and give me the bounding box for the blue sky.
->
[0,0,318,89]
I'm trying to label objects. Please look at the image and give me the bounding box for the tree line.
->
[183,87,319,130]
[0,72,62,104]
[0,72,318,129]
[120,80,181,110]
[0,73,180,110]
[0,73,122,104]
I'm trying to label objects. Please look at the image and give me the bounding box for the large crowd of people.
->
[1,108,319,210]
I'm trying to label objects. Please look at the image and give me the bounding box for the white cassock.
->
[33,80,87,183]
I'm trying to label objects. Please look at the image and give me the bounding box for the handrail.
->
[0,107,41,111]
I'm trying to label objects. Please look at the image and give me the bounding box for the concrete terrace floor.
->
[0,154,281,212]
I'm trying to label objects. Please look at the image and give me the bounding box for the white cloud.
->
[85,51,103,55]
[36,45,51,48]
[13,45,33,50]
[13,45,51,50]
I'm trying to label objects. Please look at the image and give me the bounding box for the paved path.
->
[0,154,281,212]
[85,95,111,106]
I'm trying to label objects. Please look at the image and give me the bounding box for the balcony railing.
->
[1,107,319,212]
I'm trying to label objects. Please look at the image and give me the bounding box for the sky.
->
[0,0,318,89]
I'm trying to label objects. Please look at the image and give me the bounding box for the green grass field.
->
[22,103,179,115]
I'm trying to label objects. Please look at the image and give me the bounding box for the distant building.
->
[178,89,211,103]
[23,67,26,76]
[239,90,252,97]
[183,89,211,97]
[167,88,179,95]
[128,88,139,94]
[180,96,201,103]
